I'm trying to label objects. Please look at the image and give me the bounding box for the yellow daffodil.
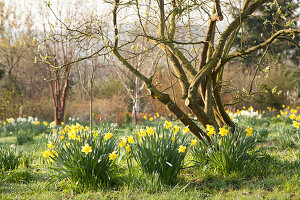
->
[245,127,253,137]
[139,129,146,137]
[219,126,229,137]
[149,117,153,122]
[47,141,54,149]
[178,145,186,153]
[81,144,92,155]
[119,137,127,148]
[164,121,172,129]
[109,151,117,160]
[146,126,154,135]
[206,125,215,137]
[282,105,285,108]
[125,145,131,152]
[183,126,190,134]
[277,114,280,118]
[68,131,77,140]
[143,115,147,120]
[156,113,159,117]
[93,131,98,137]
[61,122,64,125]
[171,136,175,141]
[33,121,40,125]
[289,114,296,120]
[104,132,113,140]
[128,136,135,144]
[172,125,180,134]
[292,121,299,129]
[191,139,197,146]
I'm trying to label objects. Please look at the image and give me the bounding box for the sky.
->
[3,0,110,30]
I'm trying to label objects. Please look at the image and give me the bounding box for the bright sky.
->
[3,0,110,30]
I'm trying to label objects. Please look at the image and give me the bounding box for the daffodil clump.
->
[191,125,257,175]
[120,122,190,184]
[0,116,51,138]
[42,124,118,188]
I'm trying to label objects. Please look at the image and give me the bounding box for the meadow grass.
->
[0,117,299,200]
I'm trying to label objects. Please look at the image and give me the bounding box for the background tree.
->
[107,0,300,142]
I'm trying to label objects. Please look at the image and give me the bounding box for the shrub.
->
[43,124,118,188]
[0,145,23,172]
[124,123,190,184]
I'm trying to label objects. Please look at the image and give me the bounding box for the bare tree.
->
[46,0,299,143]
[108,0,300,143]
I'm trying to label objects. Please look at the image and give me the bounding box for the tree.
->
[109,0,300,143]
[50,0,300,143]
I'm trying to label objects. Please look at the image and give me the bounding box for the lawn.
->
[0,108,300,200]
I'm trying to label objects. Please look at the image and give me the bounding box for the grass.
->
[0,117,299,199]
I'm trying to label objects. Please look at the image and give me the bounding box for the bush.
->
[43,123,118,188]
[124,123,190,184]
[0,145,23,172]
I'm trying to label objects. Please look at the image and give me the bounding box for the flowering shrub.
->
[122,122,191,184]
[43,123,118,188]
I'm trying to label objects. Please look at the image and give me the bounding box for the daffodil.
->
[156,113,159,117]
[219,126,229,137]
[289,114,296,120]
[206,125,215,137]
[109,151,117,160]
[104,132,113,140]
[139,129,146,137]
[178,145,186,153]
[47,141,54,149]
[32,121,40,125]
[183,126,190,134]
[245,127,253,137]
[164,121,172,129]
[149,117,153,122]
[125,145,131,152]
[93,131,98,137]
[293,121,299,129]
[143,115,147,120]
[172,125,180,134]
[68,131,77,140]
[128,136,135,144]
[81,144,92,155]
[146,126,154,135]
[191,139,197,146]
[119,137,127,148]
[171,136,175,141]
